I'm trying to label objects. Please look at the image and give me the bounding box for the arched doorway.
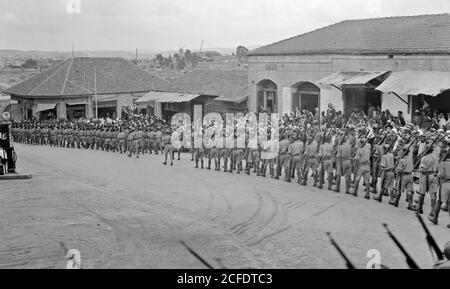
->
[292,82,320,113]
[257,80,278,112]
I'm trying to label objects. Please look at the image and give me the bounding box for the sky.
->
[0,0,449,52]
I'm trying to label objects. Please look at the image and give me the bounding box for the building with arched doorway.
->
[247,14,450,121]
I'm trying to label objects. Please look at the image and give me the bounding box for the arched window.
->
[257,79,278,112]
[292,82,320,113]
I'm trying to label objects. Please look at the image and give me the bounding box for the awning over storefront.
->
[318,71,389,86]
[35,103,57,112]
[66,102,88,106]
[214,95,248,104]
[136,91,200,103]
[376,70,450,96]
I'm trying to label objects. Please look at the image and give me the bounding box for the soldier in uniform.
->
[318,134,335,190]
[415,145,439,215]
[373,144,395,203]
[49,124,56,147]
[393,148,415,209]
[301,133,319,186]
[143,127,150,154]
[41,125,49,146]
[154,128,163,155]
[148,127,156,155]
[429,153,450,227]
[127,127,136,157]
[335,133,353,194]
[104,126,112,152]
[231,131,245,174]
[351,138,371,198]
[288,134,304,184]
[162,128,174,166]
[275,132,291,181]
[118,127,126,154]
[433,242,450,268]
[111,127,118,153]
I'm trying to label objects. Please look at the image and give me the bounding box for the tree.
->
[155,54,164,67]
[21,59,38,69]
[236,46,249,65]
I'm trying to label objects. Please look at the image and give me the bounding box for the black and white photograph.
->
[1,0,450,275]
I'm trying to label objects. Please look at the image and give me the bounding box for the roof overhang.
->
[318,71,390,87]
[376,70,450,96]
[214,95,248,104]
[136,91,201,104]
[35,103,57,112]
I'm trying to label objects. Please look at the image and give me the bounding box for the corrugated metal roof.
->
[376,70,450,96]
[3,57,169,97]
[318,71,389,86]
[249,14,450,56]
[35,103,57,112]
[136,91,200,103]
[214,95,248,104]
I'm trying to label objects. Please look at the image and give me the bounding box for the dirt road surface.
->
[1,144,448,269]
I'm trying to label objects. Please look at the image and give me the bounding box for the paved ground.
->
[1,143,449,269]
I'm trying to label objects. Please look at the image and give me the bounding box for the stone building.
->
[247,14,450,121]
[136,70,248,120]
[2,57,168,121]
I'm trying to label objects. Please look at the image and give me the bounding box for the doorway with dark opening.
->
[343,86,381,116]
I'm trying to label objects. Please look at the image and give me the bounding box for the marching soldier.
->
[416,145,439,215]
[350,138,371,198]
[111,127,118,153]
[154,128,163,155]
[335,133,353,194]
[301,133,319,186]
[162,128,174,166]
[288,134,305,184]
[275,132,291,181]
[118,127,126,154]
[318,134,334,190]
[393,147,415,209]
[429,152,450,227]
[373,144,395,203]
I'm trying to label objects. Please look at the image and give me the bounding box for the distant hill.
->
[0,45,262,60]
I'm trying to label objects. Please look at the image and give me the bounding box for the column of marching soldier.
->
[11,119,450,229]
[188,121,450,230]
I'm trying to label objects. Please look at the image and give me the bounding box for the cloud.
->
[0,0,449,51]
[0,12,18,22]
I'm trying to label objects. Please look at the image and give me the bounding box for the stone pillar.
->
[281,87,292,115]
[154,101,162,117]
[86,96,94,119]
[56,101,67,119]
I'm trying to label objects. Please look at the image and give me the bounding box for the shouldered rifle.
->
[383,224,420,269]
[179,241,215,269]
[416,214,445,263]
[414,133,445,169]
[326,232,356,269]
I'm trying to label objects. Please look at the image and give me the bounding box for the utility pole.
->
[135,48,138,65]
[71,43,74,58]
[94,66,98,119]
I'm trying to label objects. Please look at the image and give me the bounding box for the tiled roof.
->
[165,70,248,102]
[249,14,450,56]
[3,57,169,97]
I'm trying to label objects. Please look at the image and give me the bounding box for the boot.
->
[364,183,371,199]
[429,199,437,218]
[373,189,383,202]
[414,194,425,214]
[428,200,442,225]
[390,190,401,207]
[207,160,211,170]
[406,193,415,211]
[389,189,398,207]
[334,177,341,193]
[344,181,351,194]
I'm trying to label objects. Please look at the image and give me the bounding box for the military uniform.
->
[301,138,319,186]
[417,150,439,214]
[394,150,415,209]
[162,130,173,165]
[118,130,126,153]
[374,147,395,202]
[336,140,352,194]
[318,139,334,190]
[351,140,371,198]
[275,137,291,181]
[288,137,305,183]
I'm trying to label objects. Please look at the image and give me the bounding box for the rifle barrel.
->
[383,224,420,269]
[179,241,215,269]
[416,214,445,262]
[326,232,356,269]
